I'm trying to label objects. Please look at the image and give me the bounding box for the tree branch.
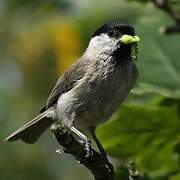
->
[51,124,115,180]
[151,0,180,34]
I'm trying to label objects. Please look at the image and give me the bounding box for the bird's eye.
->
[109,29,119,37]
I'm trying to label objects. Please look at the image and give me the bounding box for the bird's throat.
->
[111,45,131,66]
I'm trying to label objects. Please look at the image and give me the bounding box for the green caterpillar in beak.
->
[120,35,140,45]
[120,35,140,61]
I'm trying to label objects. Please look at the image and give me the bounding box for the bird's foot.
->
[84,139,93,158]
[100,152,114,174]
[104,160,114,174]
[70,126,93,158]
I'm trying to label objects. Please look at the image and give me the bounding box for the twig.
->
[51,124,115,180]
[128,161,140,180]
[151,0,180,34]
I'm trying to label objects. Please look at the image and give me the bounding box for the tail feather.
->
[5,109,54,144]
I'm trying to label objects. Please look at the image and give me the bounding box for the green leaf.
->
[98,105,180,177]
[133,11,180,99]
[126,0,150,4]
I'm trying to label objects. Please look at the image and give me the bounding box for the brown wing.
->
[40,58,88,113]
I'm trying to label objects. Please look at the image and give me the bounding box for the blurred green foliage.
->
[0,0,180,180]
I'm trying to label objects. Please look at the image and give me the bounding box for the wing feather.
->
[40,58,89,112]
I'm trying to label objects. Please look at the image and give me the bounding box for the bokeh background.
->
[0,0,180,179]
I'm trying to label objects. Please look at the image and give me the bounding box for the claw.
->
[84,139,93,158]
[102,156,114,173]
[70,127,93,158]
[104,161,114,174]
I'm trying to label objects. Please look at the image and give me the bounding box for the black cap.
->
[92,21,135,38]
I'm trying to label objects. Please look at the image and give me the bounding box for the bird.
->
[5,21,140,161]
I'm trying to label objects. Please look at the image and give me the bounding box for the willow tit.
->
[5,22,140,159]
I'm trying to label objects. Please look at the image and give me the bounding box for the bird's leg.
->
[88,127,107,158]
[71,126,92,158]
[88,127,114,173]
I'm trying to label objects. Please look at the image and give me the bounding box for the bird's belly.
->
[74,78,134,128]
[57,62,137,129]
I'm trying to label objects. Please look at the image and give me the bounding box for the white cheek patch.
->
[87,34,119,55]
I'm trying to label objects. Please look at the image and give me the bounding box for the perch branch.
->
[51,124,115,180]
[152,0,180,34]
